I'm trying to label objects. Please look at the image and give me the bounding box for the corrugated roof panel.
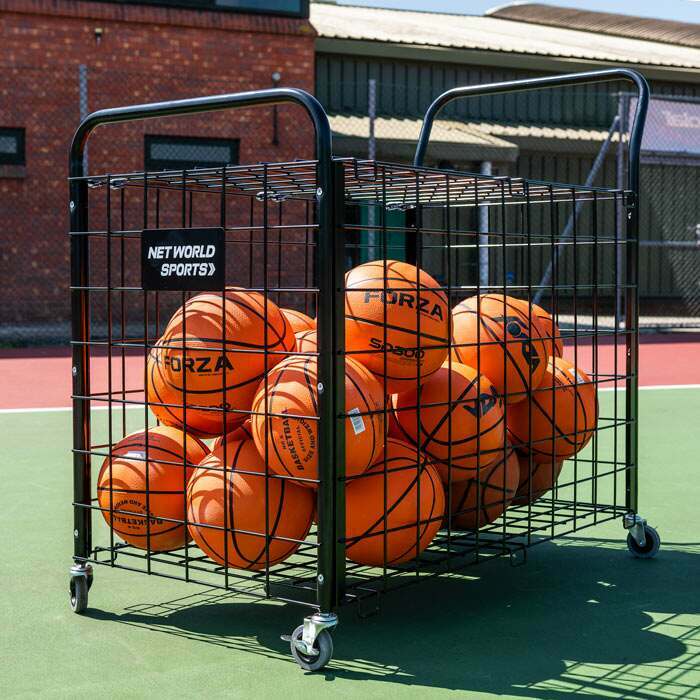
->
[488,3,700,50]
[311,3,700,69]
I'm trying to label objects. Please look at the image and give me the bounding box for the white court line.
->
[1,383,699,414]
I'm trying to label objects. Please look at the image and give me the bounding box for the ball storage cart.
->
[69,70,658,671]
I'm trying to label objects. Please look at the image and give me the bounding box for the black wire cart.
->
[69,69,659,671]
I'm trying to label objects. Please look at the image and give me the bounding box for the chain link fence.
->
[1,69,699,343]
[330,80,700,331]
[0,64,314,344]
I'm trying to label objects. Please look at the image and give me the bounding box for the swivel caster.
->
[69,564,93,614]
[623,514,661,559]
[286,612,337,671]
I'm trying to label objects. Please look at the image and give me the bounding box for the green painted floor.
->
[1,389,699,699]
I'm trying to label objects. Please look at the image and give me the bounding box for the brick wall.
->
[0,0,316,339]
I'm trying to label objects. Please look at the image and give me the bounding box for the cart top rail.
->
[76,157,629,210]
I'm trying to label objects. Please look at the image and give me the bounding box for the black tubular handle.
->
[413,68,649,195]
[69,87,333,179]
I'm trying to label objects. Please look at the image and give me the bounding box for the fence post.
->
[367,79,377,260]
[479,160,491,288]
[78,65,89,173]
[616,92,628,328]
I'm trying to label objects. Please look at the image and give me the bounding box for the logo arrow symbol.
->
[208,262,216,276]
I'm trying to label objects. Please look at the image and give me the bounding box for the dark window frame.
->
[92,0,308,18]
[0,127,26,166]
[145,134,240,171]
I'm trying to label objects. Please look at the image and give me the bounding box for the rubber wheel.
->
[290,625,333,671]
[627,525,661,559]
[70,576,88,614]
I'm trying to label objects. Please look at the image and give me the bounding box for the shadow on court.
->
[86,538,700,698]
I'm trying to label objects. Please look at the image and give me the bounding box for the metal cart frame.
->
[69,69,657,671]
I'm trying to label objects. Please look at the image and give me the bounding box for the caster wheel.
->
[70,576,89,614]
[290,624,333,672]
[627,525,661,559]
[86,571,94,591]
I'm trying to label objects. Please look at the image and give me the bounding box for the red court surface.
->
[1,334,698,411]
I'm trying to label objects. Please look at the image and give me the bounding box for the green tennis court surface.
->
[2,388,699,699]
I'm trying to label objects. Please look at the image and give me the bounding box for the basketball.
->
[294,329,317,353]
[97,426,208,551]
[147,288,295,437]
[187,438,314,570]
[281,307,315,334]
[511,452,563,505]
[392,361,505,481]
[251,355,384,485]
[509,297,564,358]
[451,293,549,403]
[507,356,597,462]
[212,418,253,451]
[345,439,445,567]
[345,260,450,394]
[447,445,519,530]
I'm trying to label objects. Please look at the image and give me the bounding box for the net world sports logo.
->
[362,290,444,321]
[494,315,542,371]
[147,244,217,278]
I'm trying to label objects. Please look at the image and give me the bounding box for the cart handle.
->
[413,68,649,195]
[69,87,333,179]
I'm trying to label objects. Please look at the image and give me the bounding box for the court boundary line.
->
[1,383,699,414]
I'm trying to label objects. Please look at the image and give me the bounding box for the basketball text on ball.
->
[367,337,425,360]
[460,384,500,419]
[361,290,445,320]
[162,354,234,374]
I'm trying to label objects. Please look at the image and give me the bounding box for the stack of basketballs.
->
[97,259,597,572]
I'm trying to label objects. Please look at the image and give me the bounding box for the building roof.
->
[310,3,700,70]
[330,114,519,162]
[487,3,700,50]
[329,114,615,162]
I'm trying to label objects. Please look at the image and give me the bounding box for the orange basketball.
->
[507,357,597,462]
[294,329,317,354]
[187,438,314,570]
[345,439,445,567]
[511,452,563,506]
[393,361,505,481]
[508,297,564,358]
[451,293,549,403]
[345,260,450,394]
[281,308,315,334]
[147,288,295,437]
[447,445,519,530]
[251,355,384,486]
[97,426,208,551]
[212,418,253,452]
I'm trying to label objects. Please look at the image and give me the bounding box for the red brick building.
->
[0,0,315,340]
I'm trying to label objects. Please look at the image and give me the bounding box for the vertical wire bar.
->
[262,165,271,592]
[381,166,389,589]
[613,192,620,509]
[473,176,483,558]
[524,186,533,547]
[180,170,189,581]
[444,172,453,562]
[591,191,600,520]
[120,189,126,437]
[414,171,422,581]
[106,176,115,562]
[143,171,152,571]
[550,192,559,540]
[571,188,579,531]
[220,166,229,591]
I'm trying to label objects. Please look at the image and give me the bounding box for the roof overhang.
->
[315,37,700,85]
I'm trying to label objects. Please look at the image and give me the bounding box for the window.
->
[94,1,308,18]
[145,135,239,171]
[0,128,25,166]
